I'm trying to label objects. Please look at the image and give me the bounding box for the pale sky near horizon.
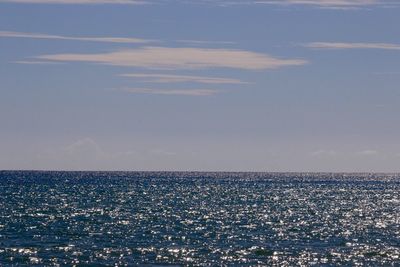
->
[1,0,400,172]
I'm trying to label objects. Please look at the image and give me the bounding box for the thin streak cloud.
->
[36,47,308,70]
[0,0,145,4]
[176,40,236,45]
[357,150,379,156]
[2,0,398,8]
[0,30,151,44]
[254,0,380,7]
[120,87,219,96]
[13,60,64,65]
[119,73,249,84]
[306,42,400,50]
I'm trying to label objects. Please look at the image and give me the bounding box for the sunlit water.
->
[0,171,399,266]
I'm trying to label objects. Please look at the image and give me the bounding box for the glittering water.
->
[0,171,399,266]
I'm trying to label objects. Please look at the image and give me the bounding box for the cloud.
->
[119,73,249,84]
[36,46,307,70]
[2,0,397,8]
[357,150,379,156]
[176,40,236,45]
[13,60,64,65]
[253,0,384,8]
[0,0,145,4]
[64,138,106,158]
[36,138,179,171]
[120,87,219,96]
[149,149,177,156]
[311,150,338,156]
[0,30,151,44]
[373,71,400,75]
[306,42,400,50]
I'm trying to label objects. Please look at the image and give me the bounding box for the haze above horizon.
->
[1,0,399,172]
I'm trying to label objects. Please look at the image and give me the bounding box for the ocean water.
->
[0,171,399,266]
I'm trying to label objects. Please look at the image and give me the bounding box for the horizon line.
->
[1,169,399,174]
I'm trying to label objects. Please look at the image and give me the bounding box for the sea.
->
[0,171,399,266]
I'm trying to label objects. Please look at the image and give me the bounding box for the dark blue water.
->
[0,171,399,266]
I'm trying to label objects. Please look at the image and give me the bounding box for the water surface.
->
[0,171,399,265]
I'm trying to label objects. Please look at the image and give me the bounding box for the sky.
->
[1,0,400,172]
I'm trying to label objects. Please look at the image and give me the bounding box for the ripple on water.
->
[0,171,399,265]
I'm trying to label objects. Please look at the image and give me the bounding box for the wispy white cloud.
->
[0,30,151,44]
[373,71,400,75]
[306,42,400,50]
[257,0,375,5]
[176,39,236,45]
[36,47,308,70]
[13,60,64,64]
[311,150,338,157]
[120,87,219,96]
[0,0,145,4]
[64,138,107,158]
[357,150,379,156]
[36,138,180,171]
[253,0,386,8]
[2,0,397,8]
[149,149,177,156]
[119,73,249,84]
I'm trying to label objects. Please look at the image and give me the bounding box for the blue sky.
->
[1,0,400,172]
